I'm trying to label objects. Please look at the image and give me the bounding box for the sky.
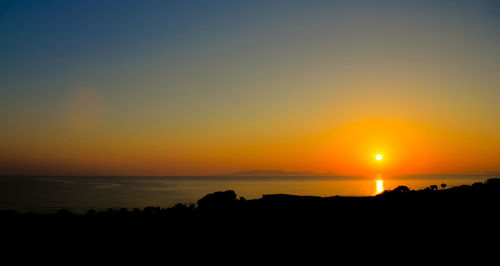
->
[1,0,500,176]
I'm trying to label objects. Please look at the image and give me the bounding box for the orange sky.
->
[2,1,500,176]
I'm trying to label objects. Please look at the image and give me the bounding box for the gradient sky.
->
[2,0,500,176]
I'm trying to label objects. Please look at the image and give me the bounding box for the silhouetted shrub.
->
[378,185,411,197]
[105,208,115,216]
[143,206,161,215]
[56,209,75,216]
[472,182,483,189]
[173,203,187,209]
[394,186,410,194]
[119,208,130,216]
[0,210,19,217]
[197,190,238,212]
[486,178,500,186]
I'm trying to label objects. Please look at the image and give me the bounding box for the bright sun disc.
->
[376,154,383,160]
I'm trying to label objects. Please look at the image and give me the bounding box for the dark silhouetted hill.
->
[2,178,500,256]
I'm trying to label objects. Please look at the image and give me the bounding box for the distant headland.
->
[215,169,335,177]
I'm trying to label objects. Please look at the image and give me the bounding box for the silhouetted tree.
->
[472,182,484,190]
[430,185,438,191]
[394,186,410,194]
[487,178,500,186]
[119,208,130,216]
[0,210,19,217]
[56,209,75,216]
[104,208,115,216]
[197,190,238,212]
[441,183,447,189]
[173,203,187,210]
[143,206,160,215]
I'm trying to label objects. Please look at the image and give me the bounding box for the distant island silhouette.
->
[216,169,335,176]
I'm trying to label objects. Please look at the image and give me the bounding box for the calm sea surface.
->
[0,175,495,213]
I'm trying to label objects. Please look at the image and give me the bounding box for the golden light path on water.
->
[375,179,385,195]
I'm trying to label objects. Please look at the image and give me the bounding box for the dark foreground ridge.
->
[3,178,499,218]
[2,179,500,254]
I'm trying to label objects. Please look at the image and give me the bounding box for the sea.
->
[0,175,495,213]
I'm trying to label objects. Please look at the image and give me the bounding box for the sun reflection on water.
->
[375,179,384,195]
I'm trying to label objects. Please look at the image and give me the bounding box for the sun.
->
[375,154,383,161]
